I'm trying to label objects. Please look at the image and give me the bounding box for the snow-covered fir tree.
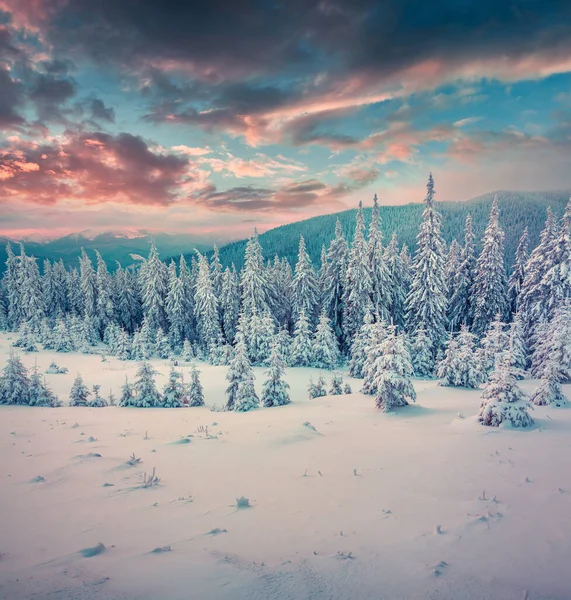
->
[478,356,534,428]
[113,264,138,334]
[508,313,528,374]
[274,326,292,366]
[437,328,483,388]
[409,327,434,378]
[368,329,416,412]
[234,376,259,412]
[308,375,327,399]
[4,243,22,328]
[472,197,508,335]
[132,318,154,360]
[367,194,391,320]
[14,320,38,352]
[162,368,185,408]
[178,254,196,342]
[220,266,240,343]
[194,251,222,351]
[344,382,352,394]
[241,230,269,317]
[140,241,168,334]
[322,219,349,341]
[290,308,314,367]
[0,354,30,405]
[531,302,571,382]
[328,373,344,395]
[119,376,135,407]
[114,328,132,360]
[165,260,185,350]
[29,368,60,407]
[384,233,407,330]
[181,339,194,362]
[210,244,224,315]
[247,310,274,365]
[348,307,375,378]
[19,254,45,332]
[261,341,291,407]
[187,364,205,407]
[480,314,509,375]
[361,318,390,395]
[312,311,339,369]
[530,360,568,407]
[444,239,462,307]
[94,251,115,336]
[343,201,373,346]
[405,174,447,355]
[507,227,529,315]
[69,373,91,406]
[155,327,171,359]
[80,249,97,324]
[291,235,319,326]
[53,318,74,352]
[518,208,560,334]
[225,338,254,411]
[133,362,162,408]
[89,384,108,407]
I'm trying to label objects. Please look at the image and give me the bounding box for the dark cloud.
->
[89,98,115,123]
[0,66,25,129]
[29,72,76,122]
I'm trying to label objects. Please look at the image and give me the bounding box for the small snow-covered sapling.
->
[127,453,141,466]
[142,467,160,488]
[236,496,251,509]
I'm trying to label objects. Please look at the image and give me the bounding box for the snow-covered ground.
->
[1,333,570,600]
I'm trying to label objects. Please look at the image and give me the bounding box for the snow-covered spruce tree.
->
[507,227,529,316]
[115,328,132,360]
[478,356,534,428]
[369,330,416,412]
[225,338,254,411]
[437,328,484,389]
[94,251,115,336]
[234,376,259,412]
[307,374,327,399]
[290,308,314,367]
[52,318,74,352]
[69,373,91,406]
[508,313,528,375]
[444,239,462,310]
[261,341,291,407]
[178,254,196,343]
[187,364,205,407]
[132,317,153,360]
[409,327,434,378]
[165,260,185,351]
[140,241,168,334]
[14,320,38,352]
[210,244,223,315]
[248,310,274,365]
[89,385,108,407]
[530,360,568,407]
[181,339,194,362]
[241,230,270,317]
[480,314,509,375]
[531,302,571,381]
[113,264,138,334]
[436,333,461,387]
[162,368,185,408]
[67,267,83,317]
[267,255,293,330]
[274,326,292,366]
[329,373,344,395]
[133,362,162,408]
[80,249,97,324]
[405,174,447,356]
[194,251,222,352]
[291,235,319,327]
[0,354,30,405]
[4,243,22,328]
[103,322,120,353]
[472,197,508,335]
[343,201,373,346]
[221,265,240,343]
[368,194,391,321]
[348,307,375,378]
[119,376,135,407]
[312,311,339,370]
[29,370,61,407]
[538,197,571,321]
[307,376,318,399]
[42,259,55,320]
[518,207,560,333]
[361,318,390,395]
[208,339,234,366]
[344,382,352,394]
[322,219,349,342]
[155,327,171,359]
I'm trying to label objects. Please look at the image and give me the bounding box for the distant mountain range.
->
[210,190,571,272]
[0,230,211,272]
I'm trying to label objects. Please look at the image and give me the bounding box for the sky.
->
[0,0,571,242]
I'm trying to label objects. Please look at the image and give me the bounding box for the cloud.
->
[89,98,115,123]
[0,130,193,205]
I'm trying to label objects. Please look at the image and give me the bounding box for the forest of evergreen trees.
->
[1,175,570,422]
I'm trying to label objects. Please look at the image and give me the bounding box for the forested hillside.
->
[212,190,570,271]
